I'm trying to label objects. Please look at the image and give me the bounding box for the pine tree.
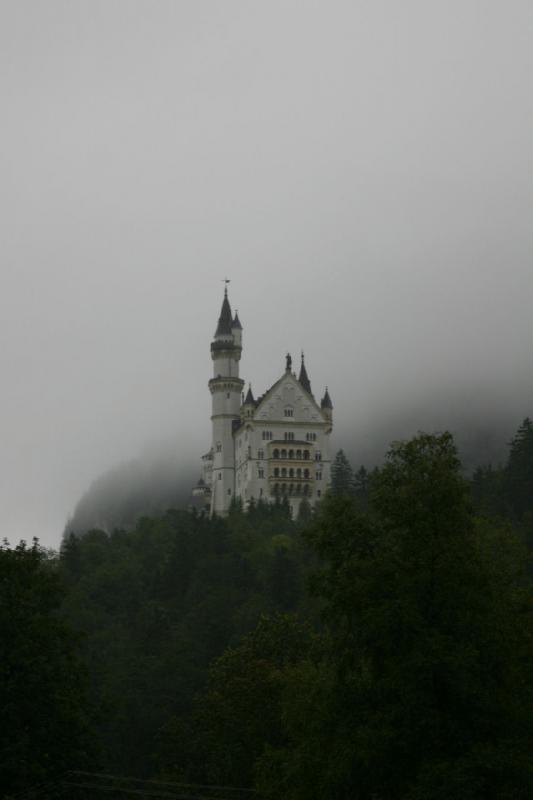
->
[330,449,355,496]
[504,417,533,518]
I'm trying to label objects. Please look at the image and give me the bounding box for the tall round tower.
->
[208,287,244,515]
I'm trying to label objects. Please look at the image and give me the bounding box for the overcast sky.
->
[2,1,533,548]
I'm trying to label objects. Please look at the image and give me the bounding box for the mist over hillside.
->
[65,386,529,538]
[64,440,196,538]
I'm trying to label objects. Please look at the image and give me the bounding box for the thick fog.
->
[2,1,533,546]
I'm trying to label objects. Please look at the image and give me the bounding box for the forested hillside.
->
[2,420,533,799]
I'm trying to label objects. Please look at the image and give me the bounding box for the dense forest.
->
[2,419,533,799]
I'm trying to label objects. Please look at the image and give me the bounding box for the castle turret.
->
[209,287,244,515]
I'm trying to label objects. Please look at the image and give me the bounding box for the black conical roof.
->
[244,384,255,404]
[232,311,242,330]
[215,288,233,336]
[321,387,333,409]
[298,352,312,395]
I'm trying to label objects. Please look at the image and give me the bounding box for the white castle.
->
[192,287,333,517]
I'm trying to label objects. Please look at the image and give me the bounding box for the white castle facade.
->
[192,288,333,517]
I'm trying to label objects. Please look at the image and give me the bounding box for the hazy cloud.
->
[1,1,532,546]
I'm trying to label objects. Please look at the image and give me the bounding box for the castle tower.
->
[208,287,244,515]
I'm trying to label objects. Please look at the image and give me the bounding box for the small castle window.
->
[274,468,280,477]
[218,473,222,480]
[273,448,280,459]
[257,449,264,460]
[281,449,287,459]
[228,488,232,495]
[304,450,310,460]
[289,468,294,478]
[297,468,302,478]
[315,451,322,462]
[284,432,294,441]
[296,449,302,459]
[281,468,287,477]
[288,449,294,459]
[304,468,310,479]
[316,471,322,480]
[216,442,222,452]
[258,469,264,479]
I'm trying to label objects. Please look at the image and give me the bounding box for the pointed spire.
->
[321,386,333,409]
[298,351,312,395]
[232,310,242,330]
[244,383,255,405]
[214,286,233,337]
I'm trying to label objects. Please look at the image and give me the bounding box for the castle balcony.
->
[269,479,313,498]
[268,467,314,482]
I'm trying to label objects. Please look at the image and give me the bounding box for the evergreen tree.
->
[330,449,355,495]
[504,417,533,518]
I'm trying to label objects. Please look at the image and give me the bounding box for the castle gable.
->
[254,372,324,424]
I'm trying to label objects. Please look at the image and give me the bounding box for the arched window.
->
[304,468,309,479]
[274,483,279,494]
[273,449,279,459]
[281,449,287,459]
[303,484,309,496]
[296,483,301,495]
[289,468,294,478]
[296,449,302,459]
[304,450,310,460]
[289,484,294,495]
[288,449,294,459]
[281,468,287,477]
[296,468,302,478]
[281,483,287,493]
[274,468,279,477]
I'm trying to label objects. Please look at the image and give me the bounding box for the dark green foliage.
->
[258,433,533,799]
[159,614,318,788]
[0,539,91,795]
[58,508,307,778]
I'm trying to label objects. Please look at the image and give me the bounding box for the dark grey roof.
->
[321,387,333,409]
[298,353,313,396]
[214,288,233,336]
[232,311,242,330]
[244,384,255,404]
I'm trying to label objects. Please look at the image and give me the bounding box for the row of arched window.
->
[272,448,310,460]
[273,467,310,479]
